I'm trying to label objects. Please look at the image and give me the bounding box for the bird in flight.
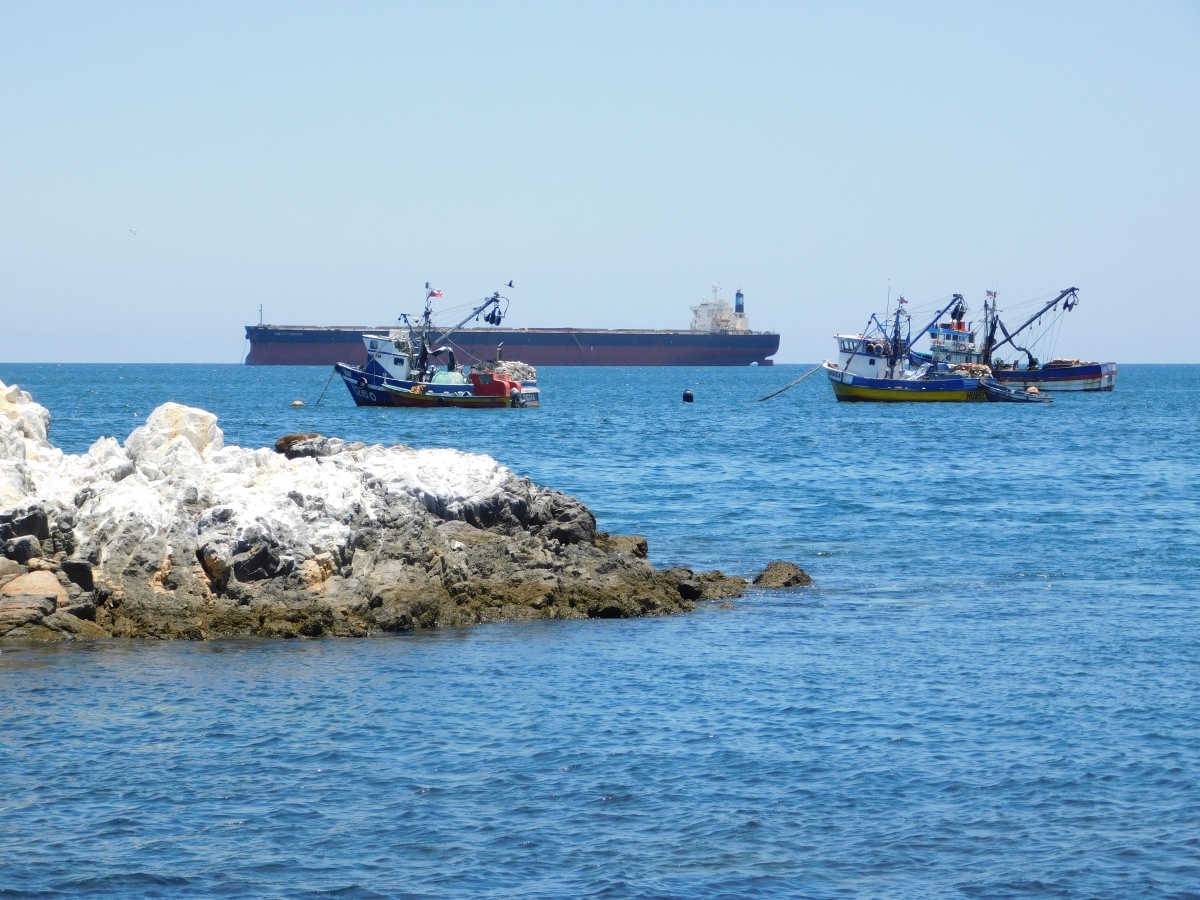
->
[129,229,138,236]
[506,280,514,288]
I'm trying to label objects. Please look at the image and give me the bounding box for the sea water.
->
[1,363,1198,898]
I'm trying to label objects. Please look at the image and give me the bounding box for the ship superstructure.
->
[689,285,753,334]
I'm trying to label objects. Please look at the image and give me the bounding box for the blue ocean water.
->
[1,363,1198,898]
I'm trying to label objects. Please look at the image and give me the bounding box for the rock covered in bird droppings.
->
[0,379,721,641]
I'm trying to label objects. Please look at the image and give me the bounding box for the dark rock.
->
[697,570,747,600]
[275,433,320,454]
[664,567,746,601]
[0,593,57,635]
[549,506,596,546]
[40,611,108,638]
[374,599,413,632]
[63,592,96,621]
[4,535,42,564]
[11,508,50,541]
[231,542,292,582]
[58,561,93,595]
[275,434,344,459]
[752,560,812,588]
[594,533,649,558]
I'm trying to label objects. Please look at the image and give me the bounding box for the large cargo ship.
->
[244,286,779,367]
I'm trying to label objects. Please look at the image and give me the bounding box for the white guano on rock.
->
[0,379,707,640]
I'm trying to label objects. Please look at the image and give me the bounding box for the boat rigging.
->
[982,287,1079,368]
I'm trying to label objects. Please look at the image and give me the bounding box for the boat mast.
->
[399,284,510,375]
[888,306,904,369]
[982,291,1001,366]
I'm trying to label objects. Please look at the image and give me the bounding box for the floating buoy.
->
[291,400,304,407]
[682,390,694,403]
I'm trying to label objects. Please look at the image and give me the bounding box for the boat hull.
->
[824,364,986,402]
[381,388,513,408]
[335,363,540,408]
[992,362,1116,392]
[981,378,1053,403]
[247,325,779,367]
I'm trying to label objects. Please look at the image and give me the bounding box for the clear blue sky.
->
[2,1,1197,363]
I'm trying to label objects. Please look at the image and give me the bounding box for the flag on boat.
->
[986,290,997,299]
[898,296,908,304]
[429,288,443,298]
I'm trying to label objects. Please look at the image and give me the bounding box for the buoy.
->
[291,400,304,407]
[682,390,694,403]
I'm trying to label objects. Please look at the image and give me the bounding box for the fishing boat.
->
[822,295,990,402]
[334,285,541,408]
[934,288,1116,392]
[825,287,1116,402]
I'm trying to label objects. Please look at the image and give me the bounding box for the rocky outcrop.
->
[2,380,774,641]
[752,560,812,588]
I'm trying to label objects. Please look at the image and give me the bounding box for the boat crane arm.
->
[993,317,1038,368]
[988,287,1079,357]
[431,292,508,350]
[903,296,965,355]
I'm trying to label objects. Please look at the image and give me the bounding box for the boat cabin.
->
[927,322,982,366]
[835,335,896,378]
[362,334,417,382]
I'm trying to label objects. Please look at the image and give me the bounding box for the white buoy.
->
[291,400,304,407]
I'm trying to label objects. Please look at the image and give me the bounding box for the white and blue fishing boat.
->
[822,295,990,402]
[825,287,1116,402]
[334,285,541,408]
[978,289,1116,391]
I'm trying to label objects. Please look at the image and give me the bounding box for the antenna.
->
[259,304,263,325]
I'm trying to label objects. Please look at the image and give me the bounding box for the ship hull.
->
[246,326,779,367]
[992,362,1116,392]
[824,364,987,402]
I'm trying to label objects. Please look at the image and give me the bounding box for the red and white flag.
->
[429,288,443,298]
[986,290,996,299]
[898,296,908,304]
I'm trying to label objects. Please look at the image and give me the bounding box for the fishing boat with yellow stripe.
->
[823,294,990,402]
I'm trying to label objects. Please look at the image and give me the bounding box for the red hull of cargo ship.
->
[244,326,779,366]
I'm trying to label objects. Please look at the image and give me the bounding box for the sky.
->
[1,1,1198,364]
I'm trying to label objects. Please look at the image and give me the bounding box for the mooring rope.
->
[757,364,824,402]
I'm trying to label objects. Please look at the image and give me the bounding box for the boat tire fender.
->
[357,377,368,391]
